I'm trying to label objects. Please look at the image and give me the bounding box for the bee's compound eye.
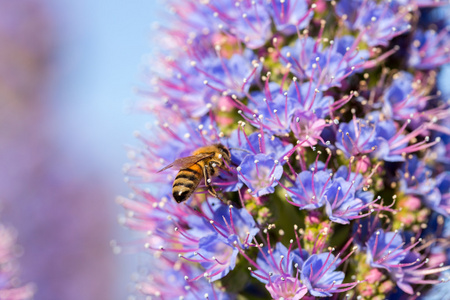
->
[221,147,231,158]
[217,144,229,154]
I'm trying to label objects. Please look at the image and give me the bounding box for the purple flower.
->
[232,1,273,49]
[207,204,260,249]
[409,28,450,69]
[301,252,346,297]
[337,117,441,162]
[167,0,271,50]
[237,153,283,197]
[336,118,378,158]
[0,224,34,300]
[335,0,411,47]
[390,252,450,295]
[366,230,407,271]
[324,178,365,224]
[280,35,369,89]
[266,275,308,300]
[398,155,435,196]
[162,2,219,45]
[280,36,316,78]
[335,165,374,205]
[201,49,261,98]
[244,79,334,138]
[381,71,428,122]
[141,201,259,282]
[372,120,407,162]
[352,216,383,248]
[267,0,314,35]
[390,252,421,295]
[251,242,296,284]
[196,234,239,281]
[226,130,293,165]
[291,111,329,146]
[247,239,310,298]
[425,172,450,217]
[136,255,232,299]
[333,35,370,70]
[144,49,261,117]
[284,170,332,210]
[207,0,273,49]
[288,80,333,119]
[144,54,217,117]
[430,139,450,168]
[374,120,441,162]
[246,81,297,136]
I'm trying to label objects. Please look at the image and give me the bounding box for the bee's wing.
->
[157,153,214,172]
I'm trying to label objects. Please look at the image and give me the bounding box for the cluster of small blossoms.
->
[0,224,34,299]
[121,0,450,299]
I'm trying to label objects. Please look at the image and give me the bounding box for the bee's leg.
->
[203,165,224,201]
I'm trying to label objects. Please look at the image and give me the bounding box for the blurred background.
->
[0,0,160,299]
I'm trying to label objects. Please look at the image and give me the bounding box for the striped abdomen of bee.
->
[157,144,232,203]
[172,161,204,203]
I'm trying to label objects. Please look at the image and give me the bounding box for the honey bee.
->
[158,144,232,203]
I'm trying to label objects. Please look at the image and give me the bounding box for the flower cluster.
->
[121,0,450,299]
[0,224,34,300]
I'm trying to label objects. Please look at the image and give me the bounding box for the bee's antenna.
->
[229,147,252,154]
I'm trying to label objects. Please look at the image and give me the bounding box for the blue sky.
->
[50,0,160,175]
[46,0,161,298]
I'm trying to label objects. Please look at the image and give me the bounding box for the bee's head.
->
[216,143,231,165]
